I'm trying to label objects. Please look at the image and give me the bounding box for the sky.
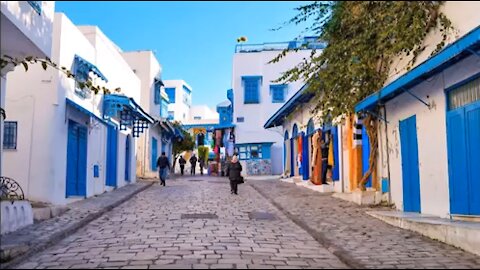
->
[55,1,314,109]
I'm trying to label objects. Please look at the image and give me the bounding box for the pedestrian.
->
[199,156,205,175]
[156,152,171,186]
[190,154,198,175]
[320,133,330,185]
[225,155,243,195]
[178,155,186,176]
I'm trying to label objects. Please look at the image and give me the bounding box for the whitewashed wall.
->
[163,80,192,122]
[232,49,317,175]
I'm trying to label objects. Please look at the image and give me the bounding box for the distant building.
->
[162,80,192,122]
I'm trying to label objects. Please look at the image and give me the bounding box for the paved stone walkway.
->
[1,182,153,268]
[249,180,480,269]
[14,177,348,269]
[11,176,480,269]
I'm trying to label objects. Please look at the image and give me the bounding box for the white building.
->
[3,13,153,205]
[1,1,55,179]
[355,2,480,218]
[187,105,219,122]
[122,50,177,178]
[232,37,324,175]
[163,79,192,122]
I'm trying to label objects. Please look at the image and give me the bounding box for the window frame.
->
[242,76,262,104]
[270,84,287,103]
[3,121,18,150]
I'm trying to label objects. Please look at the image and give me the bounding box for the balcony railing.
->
[27,1,42,14]
[235,38,326,53]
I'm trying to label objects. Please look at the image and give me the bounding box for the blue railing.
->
[235,39,326,53]
[27,1,42,14]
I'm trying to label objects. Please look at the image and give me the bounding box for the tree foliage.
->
[171,121,195,173]
[272,1,453,122]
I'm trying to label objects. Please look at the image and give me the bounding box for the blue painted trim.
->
[74,55,108,82]
[264,83,315,128]
[103,94,154,123]
[182,85,192,94]
[355,26,480,112]
[445,71,480,94]
[66,98,109,126]
[27,1,41,14]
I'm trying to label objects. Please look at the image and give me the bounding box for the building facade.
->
[122,50,176,179]
[3,13,153,205]
[163,80,192,122]
[232,37,325,175]
[1,1,55,178]
[355,2,480,218]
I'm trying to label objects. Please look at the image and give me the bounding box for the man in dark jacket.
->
[178,155,187,176]
[190,154,198,175]
[225,155,242,195]
[157,152,170,186]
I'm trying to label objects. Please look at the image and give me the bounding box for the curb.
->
[248,181,364,269]
[0,182,153,269]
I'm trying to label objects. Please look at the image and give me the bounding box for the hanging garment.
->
[298,136,303,175]
[328,134,335,167]
[311,130,322,185]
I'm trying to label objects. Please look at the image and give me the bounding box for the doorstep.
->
[367,211,480,256]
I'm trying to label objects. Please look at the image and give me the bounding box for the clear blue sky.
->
[55,1,313,108]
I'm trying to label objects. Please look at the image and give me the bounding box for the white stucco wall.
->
[381,55,480,218]
[188,105,219,121]
[0,1,54,58]
[163,80,192,122]
[4,13,142,205]
[232,48,319,175]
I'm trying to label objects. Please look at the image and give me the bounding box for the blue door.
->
[302,132,309,180]
[332,127,340,181]
[66,120,88,197]
[125,136,131,182]
[151,137,157,171]
[290,138,295,177]
[361,125,372,187]
[399,115,421,212]
[447,100,480,215]
[106,125,118,187]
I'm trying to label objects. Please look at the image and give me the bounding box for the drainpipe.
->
[383,105,392,204]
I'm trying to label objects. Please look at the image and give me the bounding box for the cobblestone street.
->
[14,177,480,269]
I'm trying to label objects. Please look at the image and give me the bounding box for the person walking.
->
[190,154,198,175]
[178,155,186,176]
[156,152,171,186]
[199,156,205,175]
[320,133,330,185]
[226,155,243,195]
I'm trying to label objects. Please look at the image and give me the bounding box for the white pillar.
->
[0,75,6,177]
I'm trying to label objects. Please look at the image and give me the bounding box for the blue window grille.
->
[237,117,245,123]
[242,76,262,104]
[270,84,287,103]
[73,60,91,99]
[236,144,263,160]
[27,1,42,14]
[165,88,176,103]
[3,121,17,150]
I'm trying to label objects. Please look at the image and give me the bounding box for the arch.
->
[307,118,315,135]
[284,130,289,141]
[292,124,298,138]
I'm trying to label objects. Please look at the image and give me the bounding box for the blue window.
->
[154,82,161,105]
[237,117,244,123]
[27,1,41,14]
[3,121,17,150]
[270,84,287,103]
[165,88,176,103]
[73,59,91,99]
[236,144,263,160]
[242,76,262,104]
[161,99,169,118]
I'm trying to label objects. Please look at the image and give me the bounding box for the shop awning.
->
[103,94,154,137]
[74,55,108,82]
[264,84,316,129]
[355,25,480,113]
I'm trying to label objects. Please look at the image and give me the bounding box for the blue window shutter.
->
[271,85,287,103]
[165,88,176,103]
[154,86,160,104]
[243,76,261,104]
[151,138,158,171]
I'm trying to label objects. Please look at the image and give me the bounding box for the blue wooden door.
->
[400,115,421,212]
[361,125,372,187]
[331,127,340,181]
[447,100,480,215]
[290,138,295,177]
[151,137,157,171]
[302,133,309,180]
[106,125,118,187]
[125,136,131,182]
[66,120,87,197]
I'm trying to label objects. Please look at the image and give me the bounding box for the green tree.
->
[197,146,209,166]
[273,1,453,190]
[171,121,195,173]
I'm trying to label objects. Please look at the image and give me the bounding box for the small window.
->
[73,62,91,99]
[237,117,245,123]
[161,100,169,118]
[270,84,287,103]
[194,116,202,120]
[3,121,17,150]
[448,76,480,110]
[236,144,263,160]
[165,88,176,103]
[243,76,262,104]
